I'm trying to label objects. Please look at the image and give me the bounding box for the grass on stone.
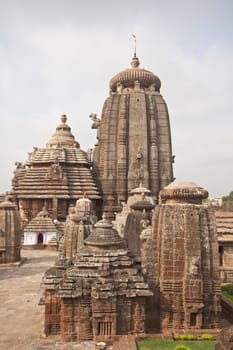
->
[221,283,233,305]
[137,339,216,350]
[222,290,233,305]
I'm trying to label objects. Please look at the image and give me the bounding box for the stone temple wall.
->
[43,218,152,342]
[0,199,21,264]
[141,182,221,332]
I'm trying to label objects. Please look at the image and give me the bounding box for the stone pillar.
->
[77,300,92,341]
[44,289,61,336]
[52,197,58,220]
[132,299,146,333]
[61,298,77,342]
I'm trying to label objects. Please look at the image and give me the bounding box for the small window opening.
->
[190,313,197,326]
[98,321,112,336]
[169,311,173,324]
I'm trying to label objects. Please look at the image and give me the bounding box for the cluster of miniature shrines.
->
[1,53,232,343]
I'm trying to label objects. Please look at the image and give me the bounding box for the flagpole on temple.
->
[132,34,136,58]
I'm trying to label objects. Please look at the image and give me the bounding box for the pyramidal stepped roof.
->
[28,115,86,164]
[46,114,79,148]
[43,216,152,300]
[84,217,124,248]
[24,207,57,232]
[11,115,100,199]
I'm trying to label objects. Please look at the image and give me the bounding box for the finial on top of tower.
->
[131,34,140,68]
[61,114,67,124]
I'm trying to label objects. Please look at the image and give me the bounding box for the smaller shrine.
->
[115,186,155,261]
[0,198,21,264]
[23,207,59,247]
[215,211,233,282]
[61,196,97,261]
[115,186,154,233]
[42,214,152,342]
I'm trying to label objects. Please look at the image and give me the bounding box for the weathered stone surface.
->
[142,182,221,332]
[216,211,233,282]
[10,115,101,224]
[114,185,155,260]
[43,217,152,342]
[92,56,173,218]
[30,342,109,350]
[215,325,233,350]
[0,198,21,263]
[61,197,97,261]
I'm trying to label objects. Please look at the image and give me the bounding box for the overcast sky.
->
[0,0,233,198]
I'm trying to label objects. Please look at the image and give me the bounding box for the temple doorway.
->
[37,233,43,244]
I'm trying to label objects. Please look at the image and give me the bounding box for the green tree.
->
[222,191,233,202]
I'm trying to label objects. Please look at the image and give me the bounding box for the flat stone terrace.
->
[0,249,58,350]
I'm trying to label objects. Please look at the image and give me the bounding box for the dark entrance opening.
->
[219,245,224,266]
[190,313,197,326]
[37,233,43,244]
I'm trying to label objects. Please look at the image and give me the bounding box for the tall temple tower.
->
[92,55,173,217]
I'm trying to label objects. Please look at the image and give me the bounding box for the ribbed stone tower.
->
[92,55,173,217]
[142,182,221,332]
[0,199,21,263]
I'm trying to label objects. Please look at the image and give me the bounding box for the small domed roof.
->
[130,200,155,210]
[76,197,92,205]
[130,186,151,196]
[84,217,124,248]
[46,115,79,148]
[24,208,57,232]
[0,198,16,209]
[160,182,208,203]
[109,56,161,92]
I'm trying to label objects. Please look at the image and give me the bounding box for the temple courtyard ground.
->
[0,249,231,350]
[0,249,58,350]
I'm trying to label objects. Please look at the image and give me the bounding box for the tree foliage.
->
[222,191,233,202]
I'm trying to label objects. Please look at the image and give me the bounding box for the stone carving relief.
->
[190,257,200,277]
[47,158,63,181]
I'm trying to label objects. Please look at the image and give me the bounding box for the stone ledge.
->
[0,257,27,268]
[30,342,110,350]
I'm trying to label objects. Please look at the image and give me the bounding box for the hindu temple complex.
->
[39,55,223,343]
[2,52,233,348]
